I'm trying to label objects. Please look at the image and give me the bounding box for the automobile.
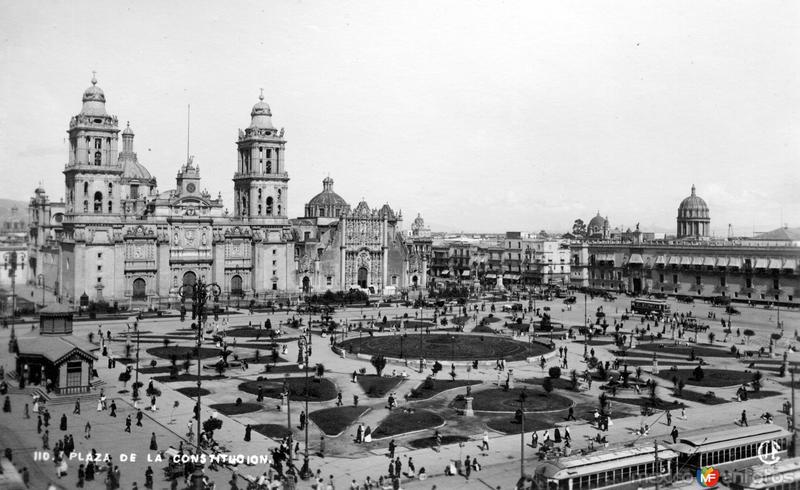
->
[563,296,577,304]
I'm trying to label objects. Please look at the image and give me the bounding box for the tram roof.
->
[671,424,791,453]
[536,443,678,479]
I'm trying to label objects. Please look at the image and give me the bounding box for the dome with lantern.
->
[81,74,107,116]
[677,185,710,238]
[304,177,350,219]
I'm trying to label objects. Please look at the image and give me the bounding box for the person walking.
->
[37,415,42,434]
[670,426,679,444]
[109,400,117,417]
[389,439,396,459]
[567,406,576,421]
[244,424,252,442]
[481,431,490,452]
[464,455,472,481]
[666,410,672,426]
[394,457,402,479]
[77,463,85,488]
[319,436,326,458]
[144,466,153,489]
[564,427,571,443]
[136,409,143,427]
[60,413,67,431]
[299,411,306,430]
[42,429,49,449]
[125,414,132,433]
[149,432,158,451]
[741,410,748,427]
[84,421,91,439]
[531,431,539,448]
[73,399,81,415]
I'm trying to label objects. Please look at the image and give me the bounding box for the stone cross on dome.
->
[259,88,264,101]
[91,70,97,85]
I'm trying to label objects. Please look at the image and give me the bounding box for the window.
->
[98,253,102,259]
[266,196,273,215]
[696,276,702,285]
[392,275,397,285]
[97,265,102,272]
[272,260,277,266]
[83,182,89,195]
[94,151,101,165]
[326,276,332,286]
[258,188,262,200]
[130,185,139,199]
[272,283,277,290]
[108,201,112,213]
[720,276,726,287]
[272,249,276,255]
[272,270,277,276]
[66,361,82,387]
[257,204,262,216]
[659,273,664,283]
[266,161,271,173]
[93,192,103,213]
[94,138,102,149]
[746,277,753,288]
[108,183,113,196]
[97,277,102,283]
[83,200,88,213]
[673,274,678,284]
[774,278,780,289]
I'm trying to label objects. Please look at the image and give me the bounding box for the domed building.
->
[304,177,350,220]
[587,212,609,239]
[118,122,157,215]
[677,185,710,238]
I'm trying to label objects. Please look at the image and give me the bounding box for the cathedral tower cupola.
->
[233,90,289,223]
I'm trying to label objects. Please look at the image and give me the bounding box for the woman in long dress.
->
[364,426,372,443]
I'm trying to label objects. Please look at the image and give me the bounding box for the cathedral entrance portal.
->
[358,267,368,289]
[132,278,147,300]
[183,271,197,288]
[412,276,418,289]
[302,276,310,294]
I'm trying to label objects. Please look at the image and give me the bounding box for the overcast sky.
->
[1,0,798,235]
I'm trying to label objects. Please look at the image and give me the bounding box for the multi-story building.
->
[569,186,800,305]
[27,76,428,304]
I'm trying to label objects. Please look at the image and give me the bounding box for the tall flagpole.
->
[187,104,191,162]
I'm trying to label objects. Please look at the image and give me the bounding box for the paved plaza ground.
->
[1,284,799,489]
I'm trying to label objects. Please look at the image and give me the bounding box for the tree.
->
[371,355,387,376]
[315,363,325,380]
[693,365,704,381]
[431,361,443,378]
[542,377,554,395]
[743,329,755,343]
[572,219,587,237]
[548,366,562,379]
[648,380,658,405]
[635,366,643,380]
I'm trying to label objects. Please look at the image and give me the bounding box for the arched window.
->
[258,204,262,215]
[108,183,113,196]
[266,197,273,215]
[83,200,88,213]
[94,151,101,165]
[107,201,112,213]
[83,182,89,195]
[93,192,102,213]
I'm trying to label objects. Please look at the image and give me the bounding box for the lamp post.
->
[519,388,528,481]
[132,321,141,401]
[400,334,404,359]
[298,332,312,480]
[178,277,221,451]
[37,274,45,311]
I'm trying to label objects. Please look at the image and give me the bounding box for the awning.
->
[755,258,768,269]
[728,257,742,268]
[783,259,798,272]
[692,256,704,266]
[655,255,666,265]
[485,273,497,279]
[440,270,450,276]
[768,258,782,270]
[668,256,681,266]
[628,254,644,265]
[681,256,693,266]
[504,274,519,280]
[598,254,613,263]
[461,270,471,277]
[715,257,729,268]
[703,257,716,267]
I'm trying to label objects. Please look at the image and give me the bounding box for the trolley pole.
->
[792,367,796,457]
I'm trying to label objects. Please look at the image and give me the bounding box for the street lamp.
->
[178,277,221,451]
[132,321,141,401]
[519,387,528,481]
[298,332,312,480]
[37,274,45,311]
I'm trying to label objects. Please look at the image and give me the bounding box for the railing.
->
[56,384,92,395]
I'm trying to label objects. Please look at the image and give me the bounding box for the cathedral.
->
[27,76,429,304]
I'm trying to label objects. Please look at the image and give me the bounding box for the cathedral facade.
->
[27,77,427,304]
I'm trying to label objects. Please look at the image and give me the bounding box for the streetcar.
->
[533,443,678,490]
[728,456,800,490]
[671,424,791,474]
[630,299,670,315]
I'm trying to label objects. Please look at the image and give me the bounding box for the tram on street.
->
[630,298,670,315]
[533,443,678,490]
[670,424,791,474]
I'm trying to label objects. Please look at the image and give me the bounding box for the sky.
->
[0,0,798,235]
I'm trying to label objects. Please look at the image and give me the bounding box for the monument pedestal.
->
[464,396,474,416]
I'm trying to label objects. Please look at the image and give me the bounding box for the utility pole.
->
[792,367,796,457]
[654,439,660,490]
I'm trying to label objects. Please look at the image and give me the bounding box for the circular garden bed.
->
[238,377,337,402]
[339,334,551,361]
[308,406,369,436]
[657,368,758,387]
[176,387,211,397]
[251,424,292,440]
[209,402,262,415]
[372,409,444,439]
[460,387,573,412]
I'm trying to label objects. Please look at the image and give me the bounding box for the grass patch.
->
[139,366,181,374]
[520,377,575,390]
[238,377,337,402]
[657,368,757,387]
[472,324,500,334]
[251,424,292,440]
[209,402,263,415]
[408,434,469,449]
[372,409,444,439]
[357,375,404,398]
[613,397,686,410]
[408,379,482,400]
[672,389,727,405]
[633,343,734,359]
[145,346,221,360]
[261,364,304,374]
[176,387,210,397]
[308,406,369,436]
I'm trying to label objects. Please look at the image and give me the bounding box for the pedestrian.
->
[84,421,91,439]
[481,431,489,452]
[336,391,343,407]
[394,457,401,478]
[299,410,306,430]
[681,407,687,420]
[666,410,672,426]
[389,439,396,459]
[110,400,117,417]
[408,457,415,477]
[531,431,539,448]
[149,432,158,451]
[60,413,67,431]
[244,424,251,442]
[145,466,153,489]
[554,428,562,443]
[319,436,326,458]
[24,403,29,419]
[741,410,748,427]
[77,463,85,488]
[136,409,143,427]
[567,406,576,421]
[73,399,81,415]
[42,429,49,449]
[671,426,679,444]
[353,394,359,407]
[21,467,29,488]
[125,414,132,433]
[464,455,472,480]
[564,427,571,442]
[435,430,442,451]
[37,415,42,434]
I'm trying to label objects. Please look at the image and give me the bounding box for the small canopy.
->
[783,259,797,272]
[728,257,742,268]
[668,256,681,266]
[755,258,769,269]
[654,255,666,265]
[703,257,717,267]
[691,256,704,266]
[485,273,497,279]
[461,270,471,277]
[715,257,729,268]
[627,254,644,265]
[768,258,783,270]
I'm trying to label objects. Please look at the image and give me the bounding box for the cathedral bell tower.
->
[64,73,122,216]
[233,90,289,224]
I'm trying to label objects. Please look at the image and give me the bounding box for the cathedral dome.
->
[81,74,107,116]
[249,91,275,129]
[305,177,350,218]
[122,159,153,181]
[588,212,607,231]
[678,185,709,219]
[413,213,425,228]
